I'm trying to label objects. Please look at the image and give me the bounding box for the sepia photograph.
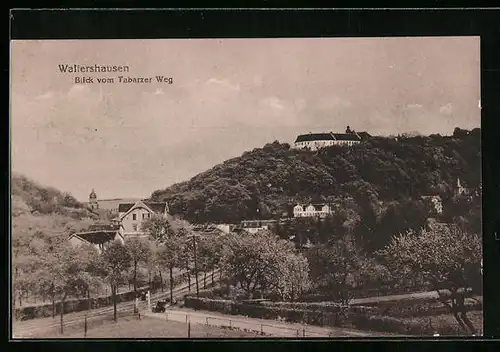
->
[10,37,482,339]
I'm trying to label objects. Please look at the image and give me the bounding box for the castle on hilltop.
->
[293,126,371,151]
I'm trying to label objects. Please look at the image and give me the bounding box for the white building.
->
[118,200,169,239]
[421,195,443,214]
[292,126,371,151]
[293,203,333,218]
[240,220,277,234]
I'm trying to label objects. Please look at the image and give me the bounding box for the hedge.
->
[183,296,479,335]
[14,285,151,321]
[356,297,483,318]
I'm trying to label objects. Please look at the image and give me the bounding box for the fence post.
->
[188,321,191,338]
[261,324,263,335]
[84,315,88,338]
[186,314,188,324]
[303,327,305,337]
[297,329,299,337]
[206,317,209,326]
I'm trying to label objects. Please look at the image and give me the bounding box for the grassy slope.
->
[21,315,261,339]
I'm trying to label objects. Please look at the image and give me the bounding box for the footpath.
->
[142,307,397,337]
[350,290,437,305]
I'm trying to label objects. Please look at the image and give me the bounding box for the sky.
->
[11,37,480,201]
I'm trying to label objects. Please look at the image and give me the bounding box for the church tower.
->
[89,189,99,210]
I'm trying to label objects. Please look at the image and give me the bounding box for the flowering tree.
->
[379,226,482,334]
[32,240,102,333]
[220,230,309,300]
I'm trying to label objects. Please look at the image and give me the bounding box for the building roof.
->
[295,131,371,143]
[295,133,334,143]
[357,131,372,140]
[70,230,118,245]
[332,133,361,141]
[118,203,135,213]
[144,202,167,213]
[88,223,120,231]
[295,203,331,210]
[118,201,166,214]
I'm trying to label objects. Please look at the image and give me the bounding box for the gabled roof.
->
[119,201,167,214]
[118,203,135,213]
[144,202,167,214]
[295,133,334,143]
[295,203,332,211]
[118,200,167,221]
[69,230,121,245]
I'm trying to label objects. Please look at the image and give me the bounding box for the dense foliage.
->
[150,128,480,251]
[150,128,480,224]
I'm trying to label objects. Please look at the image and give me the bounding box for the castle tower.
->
[89,189,99,210]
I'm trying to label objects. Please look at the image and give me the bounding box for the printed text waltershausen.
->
[58,64,130,73]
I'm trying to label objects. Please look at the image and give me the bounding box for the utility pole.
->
[192,235,199,298]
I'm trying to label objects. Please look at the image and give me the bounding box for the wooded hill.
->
[12,173,98,248]
[150,127,480,222]
[12,173,89,218]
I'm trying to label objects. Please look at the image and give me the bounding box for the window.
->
[132,214,137,220]
[142,213,146,220]
[132,224,137,231]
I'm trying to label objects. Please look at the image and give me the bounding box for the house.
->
[118,200,169,239]
[455,177,470,197]
[421,195,443,214]
[69,225,124,253]
[239,219,277,234]
[192,223,235,235]
[293,126,371,151]
[293,203,333,218]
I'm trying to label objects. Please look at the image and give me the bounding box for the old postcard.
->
[10,38,482,339]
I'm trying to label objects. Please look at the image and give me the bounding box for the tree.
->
[143,214,188,303]
[379,225,482,334]
[141,213,174,243]
[32,240,101,333]
[125,238,152,296]
[99,240,132,321]
[155,237,184,304]
[220,230,309,300]
[196,235,224,289]
[306,235,367,305]
[272,251,311,301]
